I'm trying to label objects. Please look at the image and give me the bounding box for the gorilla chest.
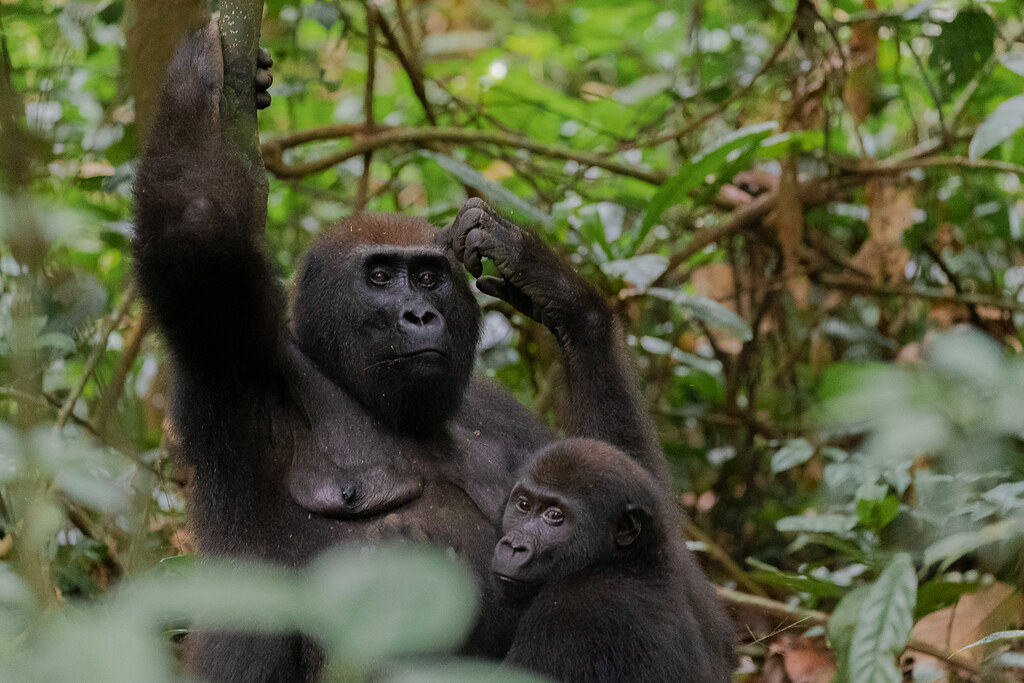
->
[291,476,497,569]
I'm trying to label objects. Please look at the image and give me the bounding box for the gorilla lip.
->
[399,348,449,361]
[493,572,534,588]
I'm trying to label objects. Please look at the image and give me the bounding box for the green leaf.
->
[923,518,1024,571]
[846,554,917,683]
[383,661,551,683]
[600,254,668,292]
[829,585,872,679]
[757,130,824,158]
[771,438,815,473]
[915,575,982,618]
[969,94,1024,159]
[776,514,857,534]
[746,558,847,598]
[954,629,1024,654]
[855,495,900,531]
[635,122,777,246]
[418,151,551,226]
[307,545,477,664]
[902,0,936,20]
[647,287,754,341]
[929,10,996,92]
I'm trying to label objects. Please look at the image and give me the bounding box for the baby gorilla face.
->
[491,439,654,596]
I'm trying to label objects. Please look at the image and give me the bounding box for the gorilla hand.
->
[255,46,273,110]
[450,197,610,345]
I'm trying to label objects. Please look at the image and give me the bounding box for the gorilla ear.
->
[615,504,650,548]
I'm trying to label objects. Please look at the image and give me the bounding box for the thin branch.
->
[651,176,854,289]
[905,38,949,142]
[816,273,1024,312]
[639,15,797,149]
[870,155,1024,177]
[921,244,983,328]
[883,128,975,164]
[374,7,437,126]
[261,125,667,184]
[56,284,136,430]
[89,313,151,435]
[683,516,769,597]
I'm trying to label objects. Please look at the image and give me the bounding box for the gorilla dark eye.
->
[415,269,440,289]
[368,268,391,286]
[541,507,564,525]
[515,496,531,513]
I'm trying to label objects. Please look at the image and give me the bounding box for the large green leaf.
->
[846,554,917,683]
[647,287,753,341]
[923,518,1024,571]
[969,94,1024,159]
[771,438,815,474]
[929,10,996,92]
[418,151,550,226]
[633,122,777,248]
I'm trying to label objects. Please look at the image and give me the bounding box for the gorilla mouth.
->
[399,348,450,362]
[494,573,528,586]
[493,573,539,599]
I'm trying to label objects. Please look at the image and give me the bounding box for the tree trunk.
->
[218,0,268,219]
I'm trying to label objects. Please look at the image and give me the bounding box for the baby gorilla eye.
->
[415,269,440,289]
[542,507,564,525]
[515,496,531,513]
[368,268,391,286]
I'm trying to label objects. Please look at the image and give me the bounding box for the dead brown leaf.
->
[906,582,1023,679]
[850,179,914,286]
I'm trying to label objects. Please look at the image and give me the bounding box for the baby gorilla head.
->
[492,438,663,594]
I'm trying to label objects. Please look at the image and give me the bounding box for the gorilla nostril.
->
[341,484,357,503]
[402,308,440,327]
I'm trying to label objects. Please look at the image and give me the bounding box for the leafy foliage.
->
[1,0,1023,680]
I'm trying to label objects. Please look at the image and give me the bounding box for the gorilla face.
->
[294,230,481,434]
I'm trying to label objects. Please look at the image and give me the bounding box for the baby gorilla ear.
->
[615,504,651,548]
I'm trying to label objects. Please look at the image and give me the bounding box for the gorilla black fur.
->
[133,23,724,682]
[494,439,735,682]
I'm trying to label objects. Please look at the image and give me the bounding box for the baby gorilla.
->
[494,439,735,682]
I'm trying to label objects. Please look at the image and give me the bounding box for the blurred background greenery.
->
[1,0,1023,680]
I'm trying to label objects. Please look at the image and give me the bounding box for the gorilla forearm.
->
[133,24,281,375]
[450,199,665,481]
[559,322,667,485]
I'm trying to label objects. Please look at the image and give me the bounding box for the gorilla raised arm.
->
[134,23,672,682]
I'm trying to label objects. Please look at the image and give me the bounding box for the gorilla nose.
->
[401,305,440,328]
[499,535,531,556]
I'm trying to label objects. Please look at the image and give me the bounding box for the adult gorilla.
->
[134,24,668,682]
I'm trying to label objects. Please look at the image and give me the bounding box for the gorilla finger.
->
[257,47,273,68]
[451,207,483,261]
[464,245,484,277]
[464,228,495,277]
[476,276,510,301]
[256,91,272,110]
[255,69,273,90]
